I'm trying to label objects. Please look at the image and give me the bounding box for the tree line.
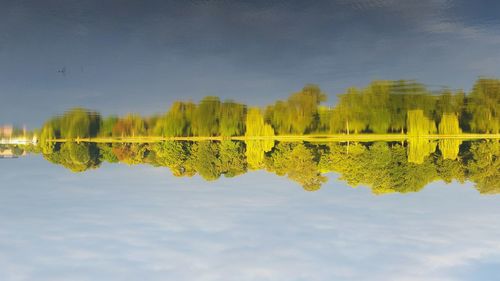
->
[38,78,500,141]
[25,138,499,195]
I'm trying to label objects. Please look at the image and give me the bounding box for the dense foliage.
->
[24,78,498,193]
[37,79,500,139]
[28,139,499,194]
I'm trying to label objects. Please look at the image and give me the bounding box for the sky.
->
[1,155,500,281]
[1,0,500,127]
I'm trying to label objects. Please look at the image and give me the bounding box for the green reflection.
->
[26,78,499,142]
[1,78,498,194]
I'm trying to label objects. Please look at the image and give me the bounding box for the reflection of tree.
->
[437,113,463,160]
[39,108,101,141]
[154,102,191,137]
[330,88,366,134]
[193,97,221,137]
[266,85,326,134]
[245,108,274,137]
[112,115,145,137]
[245,108,275,169]
[219,102,246,137]
[468,79,500,134]
[35,78,500,141]
[407,109,437,136]
[439,113,462,135]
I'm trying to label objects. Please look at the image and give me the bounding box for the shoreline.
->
[42,134,500,143]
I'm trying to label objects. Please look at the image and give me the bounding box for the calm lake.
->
[1,1,500,280]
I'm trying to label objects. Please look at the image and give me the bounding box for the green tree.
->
[155,102,189,137]
[112,114,145,137]
[468,140,500,194]
[407,109,437,136]
[245,108,275,137]
[219,101,246,137]
[193,141,221,180]
[150,141,193,176]
[468,79,500,133]
[219,141,247,177]
[330,88,366,134]
[193,97,221,136]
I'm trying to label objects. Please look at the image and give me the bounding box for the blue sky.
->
[1,155,500,281]
[1,0,500,127]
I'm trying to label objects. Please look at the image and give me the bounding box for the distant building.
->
[0,125,13,138]
[0,149,18,159]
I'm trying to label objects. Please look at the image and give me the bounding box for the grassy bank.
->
[46,134,500,143]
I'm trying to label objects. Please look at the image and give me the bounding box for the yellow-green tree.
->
[468,79,500,133]
[407,109,437,136]
[219,101,246,137]
[245,108,274,137]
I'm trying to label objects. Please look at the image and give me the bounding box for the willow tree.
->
[219,101,246,137]
[437,113,462,160]
[439,139,462,160]
[330,88,366,134]
[245,108,274,137]
[406,109,437,164]
[407,138,437,164]
[362,81,391,133]
[438,113,462,135]
[193,96,221,136]
[245,107,275,169]
[406,109,437,136]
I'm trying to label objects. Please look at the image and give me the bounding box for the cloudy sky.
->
[1,156,500,281]
[1,0,500,127]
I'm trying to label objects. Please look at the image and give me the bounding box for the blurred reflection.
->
[28,78,499,142]
[1,78,498,193]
